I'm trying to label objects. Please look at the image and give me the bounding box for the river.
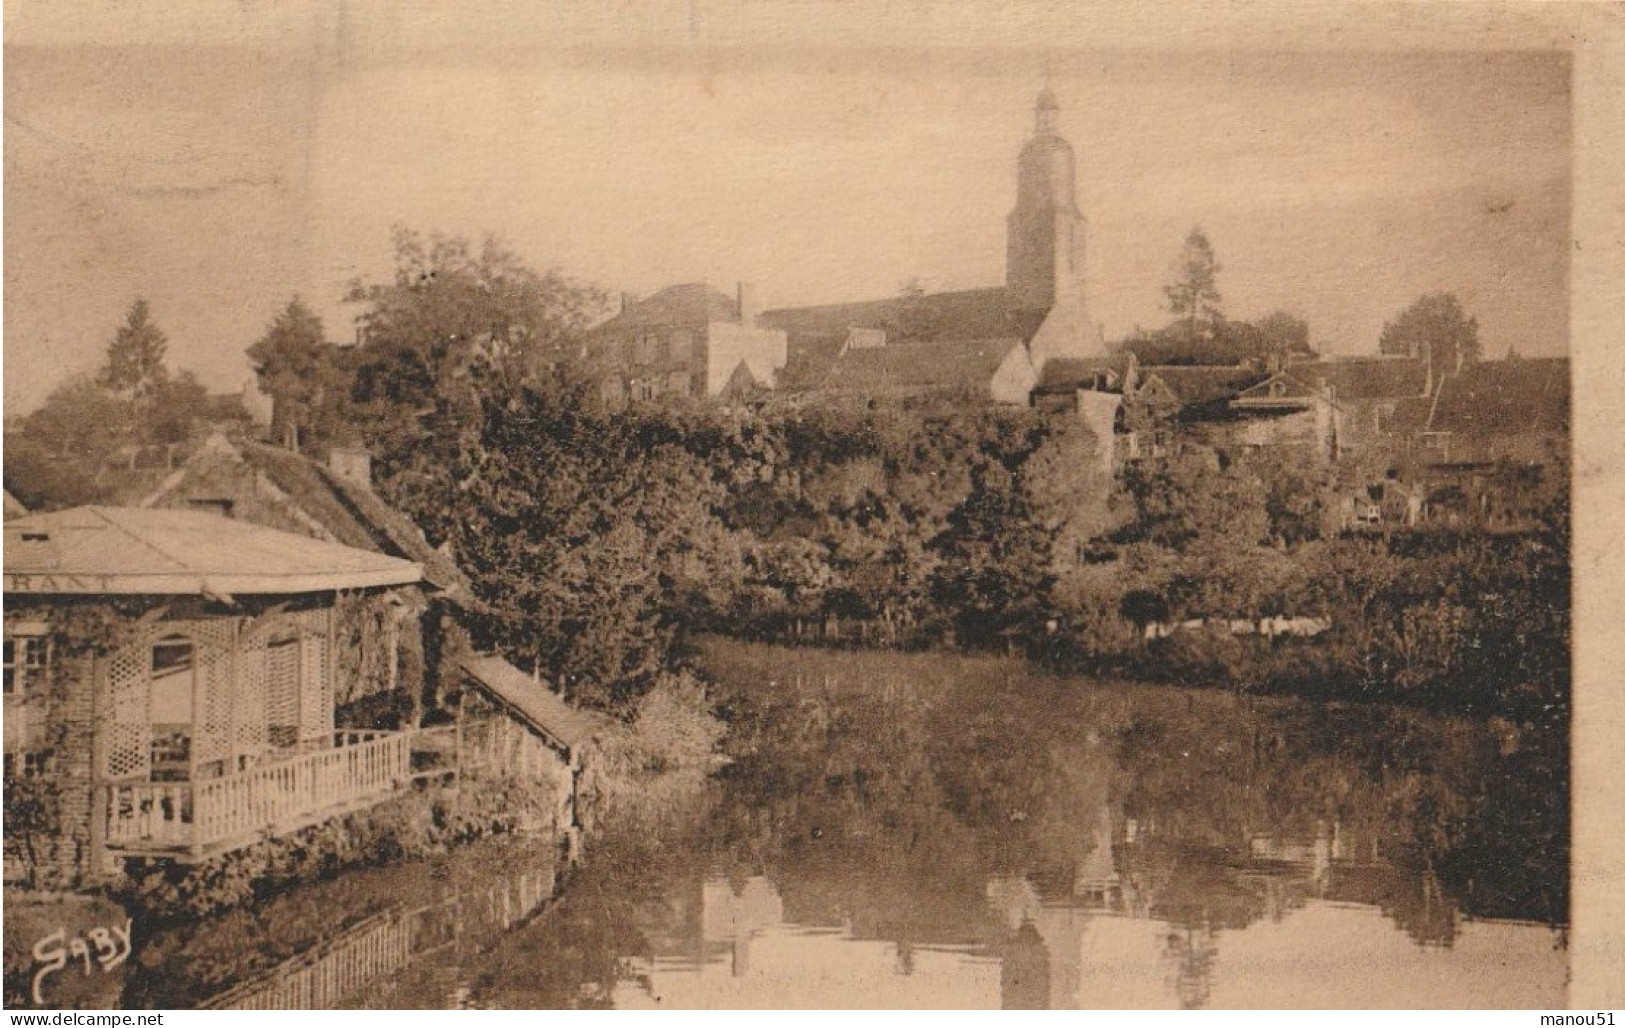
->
[127,640,1569,1009]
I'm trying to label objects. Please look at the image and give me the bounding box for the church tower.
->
[1008,88,1106,364]
[1006,88,1086,312]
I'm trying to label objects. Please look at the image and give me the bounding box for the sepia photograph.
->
[2,1,1619,1013]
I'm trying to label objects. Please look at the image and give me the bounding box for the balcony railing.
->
[103,730,410,860]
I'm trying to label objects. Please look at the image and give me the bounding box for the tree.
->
[97,299,170,400]
[249,297,337,451]
[1252,310,1313,363]
[343,227,607,456]
[1163,227,1223,337]
[1379,293,1480,374]
[144,371,210,449]
[1116,446,1269,551]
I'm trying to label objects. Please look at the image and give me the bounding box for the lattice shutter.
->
[162,619,236,770]
[266,637,301,750]
[104,634,151,780]
[195,638,234,767]
[299,631,331,744]
[235,632,268,757]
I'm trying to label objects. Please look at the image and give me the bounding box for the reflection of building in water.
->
[1074,802,1129,910]
[984,803,1135,1009]
[982,808,1475,1009]
[702,877,785,977]
[200,859,558,1010]
[1162,924,1217,1010]
[1249,820,1342,893]
[618,872,1002,1009]
[1000,921,1050,1009]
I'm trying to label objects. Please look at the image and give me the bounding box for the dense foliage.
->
[374,379,1112,709]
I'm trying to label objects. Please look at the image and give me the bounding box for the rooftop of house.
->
[813,337,1025,396]
[1296,357,1431,401]
[141,435,473,602]
[3,506,422,596]
[1427,357,1569,438]
[586,283,740,335]
[761,286,1046,347]
[1034,356,1129,394]
[778,336,850,392]
[1140,365,1266,408]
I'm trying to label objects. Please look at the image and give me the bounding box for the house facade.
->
[136,434,600,839]
[580,282,789,404]
[3,506,423,885]
[138,432,474,727]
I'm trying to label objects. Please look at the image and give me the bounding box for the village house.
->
[1034,350,1446,480]
[1394,356,1569,527]
[1296,356,1432,457]
[3,506,424,885]
[138,432,600,826]
[138,434,469,723]
[579,282,789,404]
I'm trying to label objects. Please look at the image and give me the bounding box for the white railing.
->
[103,731,409,857]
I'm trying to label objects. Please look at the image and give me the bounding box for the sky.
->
[2,2,1573,415]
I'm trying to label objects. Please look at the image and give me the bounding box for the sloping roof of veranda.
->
[458,653,606,753]
[3,506,422,595]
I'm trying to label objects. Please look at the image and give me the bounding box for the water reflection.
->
[599,813,1563,1010]
[125,836,562,1010]
[124,643,1569,1009]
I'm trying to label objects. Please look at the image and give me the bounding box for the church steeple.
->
[1034,87,1059,134]
[1007,89,1085,312]
[1007,89,1107,363]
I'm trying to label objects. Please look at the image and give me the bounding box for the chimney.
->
[737,282,759,326]
[327,446,373,491]
[620,292,636,315]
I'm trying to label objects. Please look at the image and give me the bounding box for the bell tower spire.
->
[1035,86,1059,135]
[1006,88,1084,312]
[1007,87,1106,362]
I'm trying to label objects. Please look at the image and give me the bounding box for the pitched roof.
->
[142,436,473,601]
[3,490,27,520]
[458,653,606,753]
[3,506,421,595]
[1387,396,1434,436]
[778,336,848,392]
[1230,370,1329,411]
[1141,366,1264,407]
[586,283,738,335]
[761,287,1045,346]
[1427,357,1569,437]
[815,337,1024,396]
[1035,356,1127,393]
[1296,357,1429,400]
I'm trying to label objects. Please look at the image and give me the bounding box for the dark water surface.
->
[134,642,1568,1009]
